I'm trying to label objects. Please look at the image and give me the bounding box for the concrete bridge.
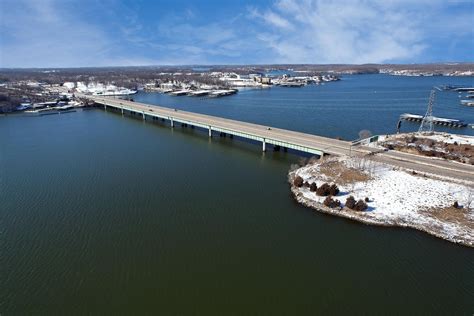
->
[87,95,361,157]
[86,95,474,183]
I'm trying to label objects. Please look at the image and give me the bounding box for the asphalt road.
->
[87,95,474,184]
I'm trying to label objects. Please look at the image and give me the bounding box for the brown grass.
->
[382,135,474,164]
[426,206,474,231]
[319,160,372,185]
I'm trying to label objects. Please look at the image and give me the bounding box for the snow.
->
[291,157,474,246]
[381,132,474,146]
[422,133,474,146]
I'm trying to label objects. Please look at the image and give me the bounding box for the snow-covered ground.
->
[368,132,474,147]
[421,133,474,146]
[290,156,474,247]
[369,132,474,165]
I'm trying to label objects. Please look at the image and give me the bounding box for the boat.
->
[461,100,474,107]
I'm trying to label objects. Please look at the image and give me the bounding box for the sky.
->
[0,0,473,68]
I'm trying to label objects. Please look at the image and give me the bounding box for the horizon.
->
[1,0,473,68]
[2,61,474,71]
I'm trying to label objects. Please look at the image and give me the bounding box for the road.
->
[86,95,474,184]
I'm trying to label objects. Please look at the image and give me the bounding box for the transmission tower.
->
[418,90,435,133]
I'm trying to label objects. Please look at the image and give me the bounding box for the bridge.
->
[86,95,474,183]
[86,95,359,157]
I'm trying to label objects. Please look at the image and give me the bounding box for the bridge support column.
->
[121,107,124,115]
[262,139,266,152]
[170,118,174,128]
[208,126,212,137]
[142,111,145,120]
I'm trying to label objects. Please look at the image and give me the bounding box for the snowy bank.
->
[373,132,474,165]
[289,156,474,247]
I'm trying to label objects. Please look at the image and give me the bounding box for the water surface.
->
[1,75,474,314]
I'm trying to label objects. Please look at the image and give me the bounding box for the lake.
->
[1,75,473,314]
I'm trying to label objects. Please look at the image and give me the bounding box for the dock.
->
[208,89,237,97]
[188,90,210,97]
[279,82,305,87]
[170,89,192,96]
[454,87,474,92]
[400,113,467,128]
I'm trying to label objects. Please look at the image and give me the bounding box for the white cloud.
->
[249,8,293,29]
[0,0,116,67]
[0,0,471,67]
[251,0,432,64]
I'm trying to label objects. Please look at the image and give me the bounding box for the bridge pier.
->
[88,98,350,158]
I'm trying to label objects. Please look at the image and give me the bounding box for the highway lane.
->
[87,95,474,184]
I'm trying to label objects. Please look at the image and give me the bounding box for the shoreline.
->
[288,159,474,248]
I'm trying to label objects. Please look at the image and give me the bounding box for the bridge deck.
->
[88,95,355,156]
[87,95,474,183]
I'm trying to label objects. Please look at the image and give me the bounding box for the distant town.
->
[1,63,473,114]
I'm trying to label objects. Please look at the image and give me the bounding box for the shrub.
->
[329,184,340,196]
[293,176,304,187]
[303,181,310,187]
[354,199,368,211]
[453,201,460,209]
[365,197,370,202]
[316,183,331,196]
[310,182,317,192]
[345,196,356,209]
[323,196,341,208]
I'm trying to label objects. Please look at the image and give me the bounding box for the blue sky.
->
[0,0,473,68]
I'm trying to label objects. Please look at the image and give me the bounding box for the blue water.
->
[134,74,474,139]
[2,74,474,314]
